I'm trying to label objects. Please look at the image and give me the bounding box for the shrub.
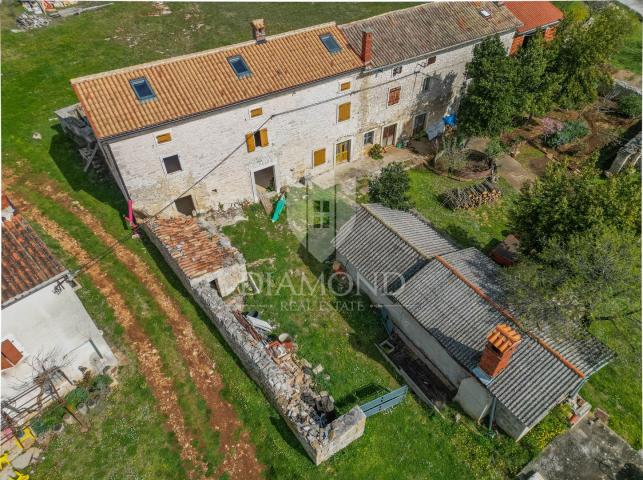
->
[433,134,467,172]
[368,143,384,160]
[617,94,642,118]
[543,120,589,148]
[368,162,412,211]
[485,137,505,161]
[66,387,89,408]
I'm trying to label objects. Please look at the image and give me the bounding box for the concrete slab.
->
[519,417,643,480]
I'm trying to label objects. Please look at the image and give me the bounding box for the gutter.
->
[1,270,69,309]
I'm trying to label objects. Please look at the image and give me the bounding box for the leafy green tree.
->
[510,160,641,252]
[501,226,640,332]
[515,32,560,120]
[554,5,634,108]
[368,162,412,211]
[458,35,519,137]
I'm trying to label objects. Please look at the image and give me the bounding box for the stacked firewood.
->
[441,179,502,210]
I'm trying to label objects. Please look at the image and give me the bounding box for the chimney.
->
[479,324,521,377]
[251,19,266,44]
[361,28,373,66]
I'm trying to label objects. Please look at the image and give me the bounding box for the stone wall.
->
[144,225,365,464]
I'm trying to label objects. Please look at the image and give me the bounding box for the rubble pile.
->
[16,13,51,30]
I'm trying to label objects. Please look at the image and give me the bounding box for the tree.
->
[368,162,412,211]
[458,35,519,137]
[510,160,641,252]
[554,5,634,108]
[501,226,640,333]
[515,32,560,120]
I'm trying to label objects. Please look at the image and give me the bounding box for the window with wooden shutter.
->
[313,149,326,167]
[250,107,263,118]
[259,128,269,147]
[338,102,351,122]
[340,81,351,91]
[156,132,172,144]
[246,133,257,152]
[427,56,436,65]
[1,339,23,370]
[388,87,401,106]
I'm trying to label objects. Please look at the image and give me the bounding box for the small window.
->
[338,102,351,122]
[250,107,263,118]
[363,131,375,145]
[313,148,326,167]
[228,55,251,78]
[163,154,182,174]
[427,56,436,65]
[130,77,156,101]
[1,339,23,370]
[422,77,431,92]
[392,66,402,76]
[313,200,331,228]
[320,34,341,54]
[156,132,172,144]
[175,195,196,216]
[388,87,401,106]
[340,81,351,91]
[246,128,269,152]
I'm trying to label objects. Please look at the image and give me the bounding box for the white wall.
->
[105,31,515,215]
[1,282,117,400]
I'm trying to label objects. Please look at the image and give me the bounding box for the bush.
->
[617,94,642,118]
[485,137,505,160]
[543,120,589,148]
[433,134,467,173]
[368,144,384,160]
[66,387,89,408]
[368,162,412,211]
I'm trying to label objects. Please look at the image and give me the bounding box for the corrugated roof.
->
[334,204,457,292]
[72,23,363,139]
[147,216,237,280]
[2,213,66,305]
[505,1,563,34]
[339,2,523,68]
[391,248,613,427]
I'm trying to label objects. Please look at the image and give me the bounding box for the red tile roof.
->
[71,23,363,139]
[2,213,66,305]
[147,216,236,280]
[505,1,563,34]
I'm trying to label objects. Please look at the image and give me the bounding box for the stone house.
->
[505,1,564,55]
[1,196,117,408]
[335,204,614,440]
[69,2,531,217]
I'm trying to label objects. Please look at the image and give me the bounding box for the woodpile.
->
[441,179,502,210]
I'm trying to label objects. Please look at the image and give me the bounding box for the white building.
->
[70,2,522,216]
[1,197,117,406]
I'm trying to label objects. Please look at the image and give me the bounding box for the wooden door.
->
[335,140,351,164]
[382,124,397,147]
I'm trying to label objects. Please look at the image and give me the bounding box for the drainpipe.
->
[487,397,497,433]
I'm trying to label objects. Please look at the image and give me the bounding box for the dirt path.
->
[9,196,207,479]
[30,182,264,480]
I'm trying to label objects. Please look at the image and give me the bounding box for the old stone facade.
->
[101,31,514,217]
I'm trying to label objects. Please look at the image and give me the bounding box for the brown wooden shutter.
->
[259,129,269,147]
[246,133,256,152]
[388,87,401,106]
[338,102,351,122]
[156,132,172,144]
[1,339,22,370]
[340,82,351,91]
[313,149,326,167]
[250,107,263,118]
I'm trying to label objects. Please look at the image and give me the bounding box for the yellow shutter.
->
[156,132,172,144]
[313,149,326,167]
[250,107,263,118]
[340,82,351,91]
[259,128,269,147]
[246,133,256,152]
[338,102,351,122]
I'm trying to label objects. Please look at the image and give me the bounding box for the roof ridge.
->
[72,21,340,84]
[433,255,586,379]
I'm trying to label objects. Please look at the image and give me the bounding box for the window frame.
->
[392,65,402,77]
[129,77,156,102]
[250,107,263,118]
[228,55,252,79]
[155,130,173,145]
[312,200,331,229]
[1,336,25,370]
[175,195,196,216]
[161,154,183,175]
[335,139,351,164]
[387,86,401,107]
[339,81,351,92]
[422,77,431,93]
[312,148,327,168]
[337,102,351,122]
[363,130,375,146]
[320,33,341,54]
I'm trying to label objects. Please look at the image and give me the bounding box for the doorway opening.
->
[335,140,351,164]
[253,165,276,195]
[175,195,196,216]
[382,123,397,147]
[413,113,427,135]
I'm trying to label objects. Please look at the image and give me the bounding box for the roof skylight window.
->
[320,33,341,54]
[130,77,156,101]
[228,55,252,78]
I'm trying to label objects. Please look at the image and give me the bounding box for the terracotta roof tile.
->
[505,1,563,34]
[2,213,66,304]
[147,216,236,280]
[488,323,521,352]
[72,23,363,139]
